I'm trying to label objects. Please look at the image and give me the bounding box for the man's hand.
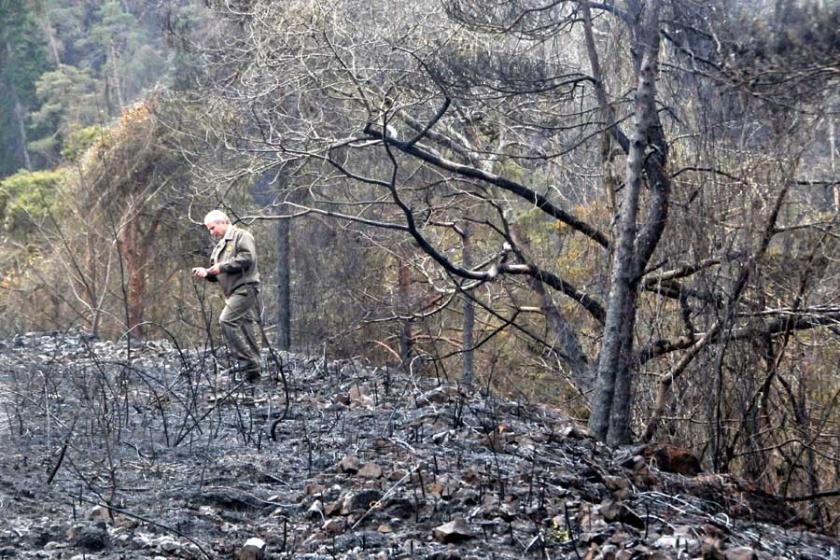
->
[192,265,221,278]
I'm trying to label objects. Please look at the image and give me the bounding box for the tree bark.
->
[109,44,124,111]
[275,214,291,350]
[12,97,31,171]
[462,221,474,387]
[589,0,663,445]
[252,169,293,350]
[39,13,62,66]
[120,209,163,339]
[398,258,412,370]
[830,117,838,212]
[5,39,32,171]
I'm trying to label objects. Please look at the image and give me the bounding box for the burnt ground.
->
[0,331,838,559]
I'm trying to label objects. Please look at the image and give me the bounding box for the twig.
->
[47,416,78,485]
[172,381,248,447]
[784,488,840,502]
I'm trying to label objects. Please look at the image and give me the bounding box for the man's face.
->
[205,220,228,239]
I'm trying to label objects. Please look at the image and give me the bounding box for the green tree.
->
[0,0,51,175]
[85,0,166,113]
[29,64,101,164]
[0,168,66,240]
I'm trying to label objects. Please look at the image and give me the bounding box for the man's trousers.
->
[219,284,261,381]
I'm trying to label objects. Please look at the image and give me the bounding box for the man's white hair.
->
[203,210,230,225]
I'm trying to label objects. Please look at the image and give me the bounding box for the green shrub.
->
[0,169,68,239]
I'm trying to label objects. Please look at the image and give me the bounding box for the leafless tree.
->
[175,1,840,517]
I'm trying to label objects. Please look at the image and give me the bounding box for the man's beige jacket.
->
[208,226,260,297]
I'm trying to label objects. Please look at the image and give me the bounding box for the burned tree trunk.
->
[275,214,292,350]
[589,0,665,445]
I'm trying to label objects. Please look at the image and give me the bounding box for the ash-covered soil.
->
[0,331,837,559]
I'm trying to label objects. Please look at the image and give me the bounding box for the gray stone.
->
[70,523,109,552]
[358,462,383,479]
[654,534,700,553]
[600,500,645,529]
[235,537,266,560]
[594,543,618,560]
[342,489,383,514]
[334,530,388,551]
[725,547,758,560]
[382,497,415,519]
[323,518,345,534]
[191,487,267,510]
[388,468,408,481]
[86,505,110,523]
[157,537,180,553]
[433,518,474,543]
[307,499,324,519]
[304,482,325,496]
[339,454,361,474]
[324,500,342,516]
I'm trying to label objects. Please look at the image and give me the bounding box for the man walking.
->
[192,210,262,382]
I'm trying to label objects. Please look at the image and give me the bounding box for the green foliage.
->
[61,126,107,162]
[0,0,206,179]
[166,4,213,91]
[31,64,100,132]
[0,3,49,92]
[86,1,167,100]
[0,169,67,239]
[26,63,101,165]
[0,1,51,175]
